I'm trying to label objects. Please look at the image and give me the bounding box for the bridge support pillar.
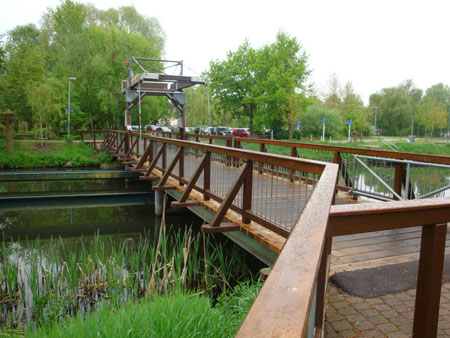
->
[155,190,164,216]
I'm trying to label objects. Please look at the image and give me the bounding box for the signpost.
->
[296,120,301,131]
[348,120,352,141]
[322,118,326,141]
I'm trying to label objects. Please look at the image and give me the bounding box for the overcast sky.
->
[2,0,449,104]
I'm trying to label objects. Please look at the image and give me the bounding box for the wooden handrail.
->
[327,197,450,236]
[134,133,327,174]
[234,136,450,165]
[237,164,339,337]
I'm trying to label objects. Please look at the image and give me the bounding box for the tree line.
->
[1,1,449,141]
[203,35,450,139]
[0,0,168,140]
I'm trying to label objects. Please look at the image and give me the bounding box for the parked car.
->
[206,127,217,135]
[232,128,249,137]
[145,125,156,132]
[169,126,179,132]
[155,126,171,132]
[216,127,232,136]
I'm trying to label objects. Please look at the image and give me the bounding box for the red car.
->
[232,128,250,137]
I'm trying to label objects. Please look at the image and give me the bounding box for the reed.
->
[0,223,261,331]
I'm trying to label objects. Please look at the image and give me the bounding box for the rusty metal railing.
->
[86,130,450,337]
[102,130,335,237]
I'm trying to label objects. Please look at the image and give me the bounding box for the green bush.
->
[0,142,104,169]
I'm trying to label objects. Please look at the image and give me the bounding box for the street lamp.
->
[67,77,76,140]
[373,106,377,136]
[447,106,450,143]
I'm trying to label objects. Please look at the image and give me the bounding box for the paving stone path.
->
[325,282,450,337]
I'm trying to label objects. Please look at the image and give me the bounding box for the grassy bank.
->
[241,138,450,156]
[27,282,261,338]
[0,141,112,169]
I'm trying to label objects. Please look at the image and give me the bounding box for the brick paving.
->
[325,281,450,337]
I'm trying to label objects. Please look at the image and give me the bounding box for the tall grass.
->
[27,282,263,338]
[0,224,260,331]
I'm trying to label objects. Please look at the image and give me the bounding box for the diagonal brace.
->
[106,134,118,152]
[101,132,111,149]
[153,147,184,190]
[171,152,210,207]
[204,161,251,228]
[135,140,153,169]
[124,135,138,158]
[114,134,127,156]
[143,143,166,177]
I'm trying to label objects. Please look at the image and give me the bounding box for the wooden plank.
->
[171,200,201,208]
[201,222,240,233]
[152,185,177,191]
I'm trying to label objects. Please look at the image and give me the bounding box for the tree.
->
[254,32,311,135]
[41,1,166,131]
[417,96,447,138]
[302,106,342,138]
[26,78,66,144]
[369,80,422,136]
[341,82,368,137]
[185,85,210,127]
[323,73,342,113]
[0,110,15,154]
[1,25,45,123]
[208,41,258,131]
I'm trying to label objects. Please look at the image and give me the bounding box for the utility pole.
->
[67,77,76,140]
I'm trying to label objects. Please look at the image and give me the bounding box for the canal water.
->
[0,169,263,330]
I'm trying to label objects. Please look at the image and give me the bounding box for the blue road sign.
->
[322,118,326,124]
[296,120,301,125]
[348,120,352,125]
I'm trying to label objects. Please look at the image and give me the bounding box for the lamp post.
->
[67,77,76,140]
[373,106,377,136]
[447,106,450,143]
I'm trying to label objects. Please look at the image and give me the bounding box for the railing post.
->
[314,236,332,337]
[413,223,447,338]
[204,152,211,201]
[149,140,154,162]
[93,131,96,150]
[226,139,232,166]
[136,134,140,156]
[289,147,298,182]
[242,160,253,224]
[80,131,84,143]
[394,163,406,200]
[162,142,167,172]
[259,144,266,174]
[179,146,184,186]
[125,132,130,154]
